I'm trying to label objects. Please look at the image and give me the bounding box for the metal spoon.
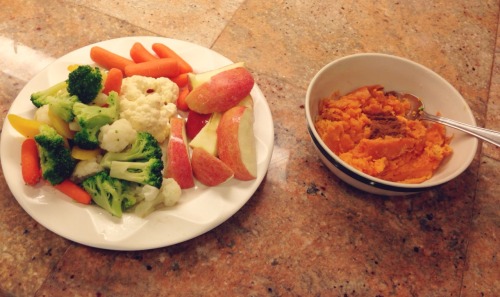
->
[401,93,500,147]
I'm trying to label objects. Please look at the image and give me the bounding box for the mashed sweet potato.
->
[315,85,452,184]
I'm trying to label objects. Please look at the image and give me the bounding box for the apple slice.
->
[165,117,195,189]
[238,95,254,109]
[191,147,234,186]
[185,67,255,114]
[217,106,257,181]
[186,110,211,139]
[188,62,245,90]
[189,112,222,156]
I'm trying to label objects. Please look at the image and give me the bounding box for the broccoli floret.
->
[100,131,162,168]
[30,81,79,122]
[81,171,139,217]
[30,81,67,108]
[34,125,76,185]
[67,65,103,104]
[109,158,164,188]
[72,91,119,149]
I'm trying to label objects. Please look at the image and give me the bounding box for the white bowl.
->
[305,53,478,196]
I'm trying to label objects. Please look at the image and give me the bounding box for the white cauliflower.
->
[134,178,182,217]
[98,118,137,152]
[119,76,178,143]
[34,105,51,125]
[71,158,104,184]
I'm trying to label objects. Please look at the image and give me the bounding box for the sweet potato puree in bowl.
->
[305,53,478,196]
[315,85,452,184]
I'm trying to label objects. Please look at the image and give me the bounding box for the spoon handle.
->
[423,113,500,147]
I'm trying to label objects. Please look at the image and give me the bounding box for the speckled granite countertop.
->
[0,1,499,296]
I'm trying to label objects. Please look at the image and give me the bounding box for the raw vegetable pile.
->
[8,41,258,218]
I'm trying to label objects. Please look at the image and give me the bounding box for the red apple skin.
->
[165,117,195,189]
[191,148,234,186]
[186,110,211,139]
[185,67,254,114]
[217,106,257,181]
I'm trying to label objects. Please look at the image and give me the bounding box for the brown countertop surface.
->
[1,1,499,296]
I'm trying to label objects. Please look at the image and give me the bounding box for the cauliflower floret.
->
[98,118,137,152]
[70,158,104,184]
[158,178,182,207]
[34,105,52,125]
[134,178,181,217]
[119,76,178,143]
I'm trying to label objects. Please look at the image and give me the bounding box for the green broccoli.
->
[81,171,139,218]
[67,65,103,104]
[30,81,79,122]
[109,158,164,188]
[34,125,76,185]
[100,131,162,168]
[72,91,119,149]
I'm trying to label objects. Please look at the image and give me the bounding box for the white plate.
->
[0,36,274,250]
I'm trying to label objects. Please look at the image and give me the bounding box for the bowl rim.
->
[305,52,478,191]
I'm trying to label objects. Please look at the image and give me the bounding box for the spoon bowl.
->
[402,93,500,147]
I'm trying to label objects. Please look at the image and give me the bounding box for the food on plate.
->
[165,117,195,189]
[314,85,452,183]
[66,65,104,103]
[90,46,135,73]
[185,66,255,114]
[98,118,137,153]
[53,179,92,205]
[175,87,190,111]
[124,58,180,78]
[189,112,222,156]
[8,114,44,138]
[9,40,260,219]
[82,171,141,217]
[119,75,178,143]
[191,147,234,186]
[21,138,42,186]
[133,177,182,218]
[217,105,257,181]
[129,42,158,63]
[72,91,119,149]
[30,80,79,122]
[101,68,123,95]
[152,43,193,74]
[34,124,76,185]
[185,110,211,140]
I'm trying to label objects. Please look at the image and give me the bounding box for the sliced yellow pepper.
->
[7,114,43,138]
[71,146,101,160]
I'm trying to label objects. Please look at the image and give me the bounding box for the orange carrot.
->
[21,138,41,186]
[130,42,158,63]
[176,87,190,111]
[124,58,180,78]
[152,43,193,74]
[90,46,135,73]
[171,73,189,88]
[53,179,92,205]
[102,68,123,95]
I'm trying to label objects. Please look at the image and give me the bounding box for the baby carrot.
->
[130,42,158,63]
[21,138,41,186]
[124,58,180,78]
[53,179,92,205]
[90,46,135,73]
[176,87,190,111]
[171,73,189,88]
[151,43,193,74]
[102,68,123,95]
